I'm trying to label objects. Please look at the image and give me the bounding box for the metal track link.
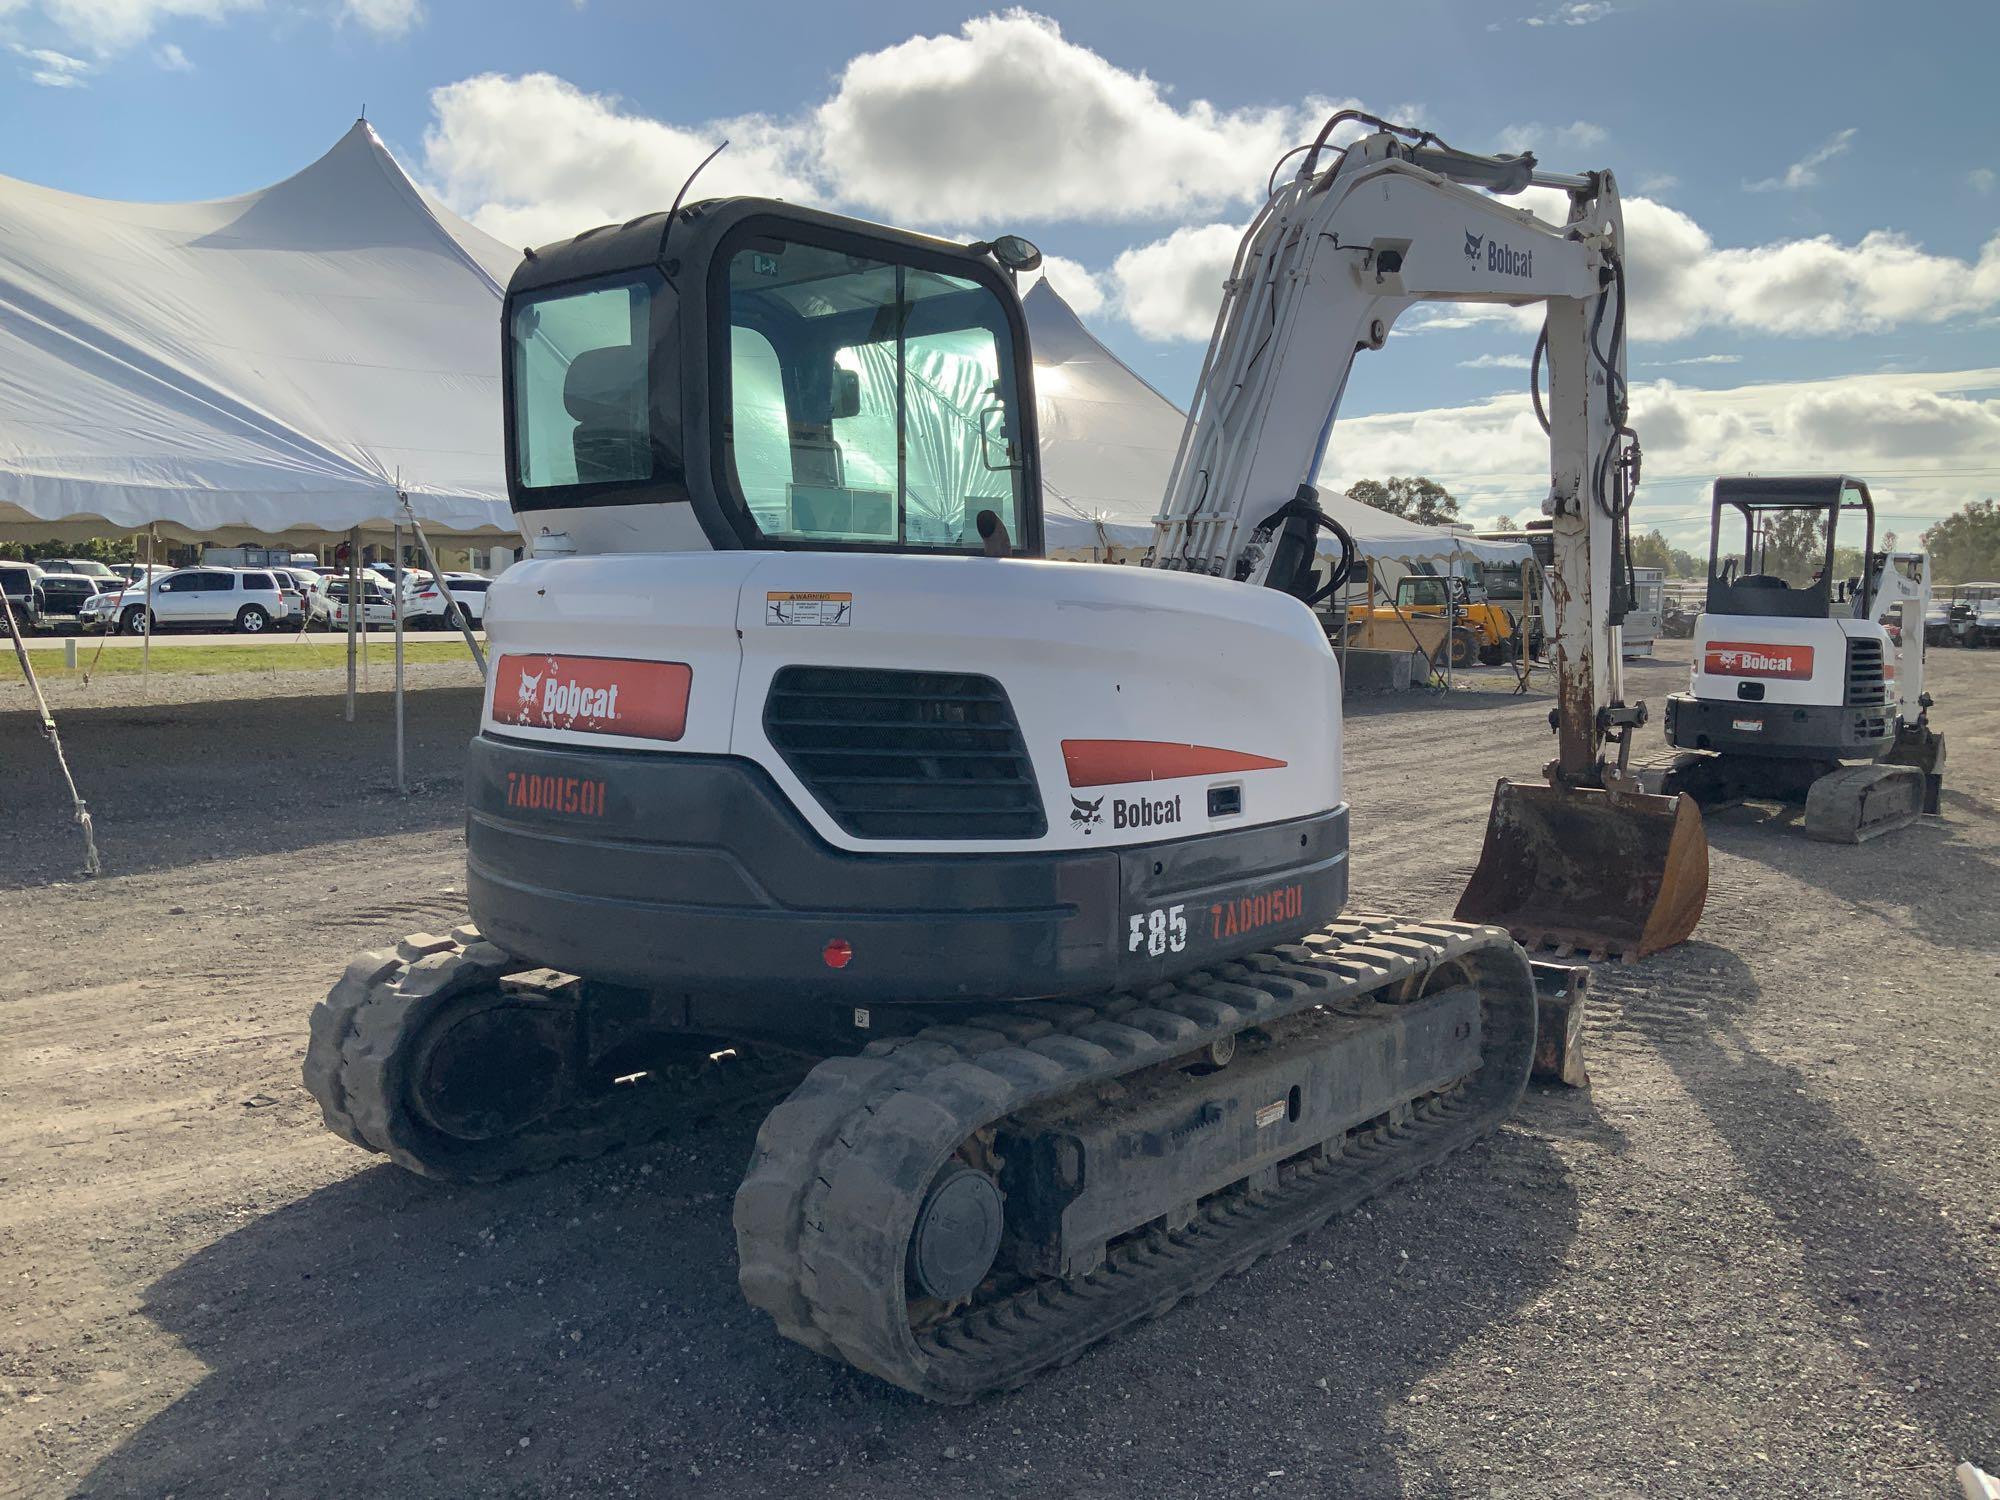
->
[732,915,1537,1401]
[303,926,806,1183]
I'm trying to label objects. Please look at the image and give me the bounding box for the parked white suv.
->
[406,571,492,628]
[109,567,289,634]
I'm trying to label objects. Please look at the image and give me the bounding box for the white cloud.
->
[813,13,1348,225]
[10,42,90,85]
[1317,367,2000,543]
[1027,254,1105,317]
[340,0,419,37]
[2,0,258,53]
[423,72,817,249]
[1623,197,2000,339]
[1643,353,1741,367]
[1744,127,1857,193]
[1106,223,1243,342]
[1638,173,1679,194]
[1460,353,1531,369]
[1971,168,1996,196]
[424,16,1379,242]
[1,0,424,52]
[1521,1,1617,25]
[154,39,190,68]
[1494,120,1608,156]
[1102,192,2000,347]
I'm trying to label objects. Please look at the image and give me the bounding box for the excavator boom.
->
[1145,113,1707,960]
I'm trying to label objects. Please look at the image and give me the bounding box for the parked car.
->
[0,562,46,633]
[103,566,289,634]
[78,584,127,632]
[109,563,174,587]
[36,571,109,620]
[273,567,332,629]
[41,557,119,580]
[323,574,401,629]
[405,571,491,628]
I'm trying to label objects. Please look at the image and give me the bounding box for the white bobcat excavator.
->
[304,111,1706,1400]
[1644,475,1945,840]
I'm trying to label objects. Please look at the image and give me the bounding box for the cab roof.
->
[1713,475,1871,508]
[506,197,996,297]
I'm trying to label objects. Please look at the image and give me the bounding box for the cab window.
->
[720,233,1027,551]
[510,275,660,492]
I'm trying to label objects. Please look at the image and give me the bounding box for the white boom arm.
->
[1152,121,1640,787]
[1860,550,1932,723]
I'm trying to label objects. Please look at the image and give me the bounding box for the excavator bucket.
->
[1456,779,1708,961]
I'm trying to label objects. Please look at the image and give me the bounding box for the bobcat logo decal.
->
[1070,794,1104,834]
[1464,230,1483,261]
[517,669,543,709]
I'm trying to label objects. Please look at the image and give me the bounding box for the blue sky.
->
[3,0,1997,541]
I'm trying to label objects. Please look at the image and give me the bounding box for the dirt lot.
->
[3,645,1996,1499]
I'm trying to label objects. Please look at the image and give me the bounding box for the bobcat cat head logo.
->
[1069,794,1104,834]
[517,670,543,707]
[1464,230,1483,261]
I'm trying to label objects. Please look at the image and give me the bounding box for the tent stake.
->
[393,521,406,795]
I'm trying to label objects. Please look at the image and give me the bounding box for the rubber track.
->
[303,925,804,1183]
[1802,763,1924,843]
[732,915,1537,1401]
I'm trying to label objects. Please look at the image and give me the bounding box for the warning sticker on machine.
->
[1255,1100,1286,1130]
[766,592,853,627]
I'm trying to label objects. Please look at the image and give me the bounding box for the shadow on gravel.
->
[1699,812,2000,951]
[79,1111,1581,1498]
[0,688,480,888]
[1621,945,2000,1468]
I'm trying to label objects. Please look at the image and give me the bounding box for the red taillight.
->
[822,938,853,970]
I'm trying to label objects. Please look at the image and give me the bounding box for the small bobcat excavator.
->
[1642,475,1945,840]
[304,111,1706,1399]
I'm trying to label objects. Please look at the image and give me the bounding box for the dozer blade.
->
[1456,779,1709,962]
[1802,763,1926,843]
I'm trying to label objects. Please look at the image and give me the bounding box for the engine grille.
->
[1845,638,1888,708]
[763,666,1046,841]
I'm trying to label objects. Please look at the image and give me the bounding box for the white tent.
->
[0,119,520,546]
[1026,280,1525,571]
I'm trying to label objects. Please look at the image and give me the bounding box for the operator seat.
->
[564,346,649,483]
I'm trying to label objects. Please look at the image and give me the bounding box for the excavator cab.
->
[503,200,1046,561]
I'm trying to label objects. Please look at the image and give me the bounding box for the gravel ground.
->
[1,643,1995,1499]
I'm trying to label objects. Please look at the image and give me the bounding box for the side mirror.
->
[990,235,1042,274]
[829,367,861,421]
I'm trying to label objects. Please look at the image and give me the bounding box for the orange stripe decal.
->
[1062,739,1288,788]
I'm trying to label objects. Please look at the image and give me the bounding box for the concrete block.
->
[1341,649,1415,694]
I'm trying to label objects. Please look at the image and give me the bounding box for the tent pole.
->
[401,492,487,677]
[141,526,154,696]
[345,526,359,723]
[3,585,100,875]
[1333,566,1351,698]
[393,521,406,795]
